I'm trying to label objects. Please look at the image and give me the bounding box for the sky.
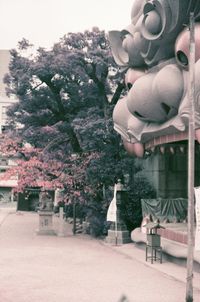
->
[0,0,133,50]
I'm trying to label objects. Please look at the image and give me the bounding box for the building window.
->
[2,106,8,125]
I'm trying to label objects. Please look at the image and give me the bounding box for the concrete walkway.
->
[0,204,199,302]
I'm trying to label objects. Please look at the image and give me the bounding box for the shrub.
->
[123,174,156,231]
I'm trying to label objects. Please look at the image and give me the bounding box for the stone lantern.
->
[106,179,131,245]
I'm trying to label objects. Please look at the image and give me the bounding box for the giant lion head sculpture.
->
[109,0,200,157]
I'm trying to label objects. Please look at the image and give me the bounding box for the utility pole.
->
[186,12,195,302]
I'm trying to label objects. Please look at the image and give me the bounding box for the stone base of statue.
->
[106,229,131,245]
[36,210,56,236]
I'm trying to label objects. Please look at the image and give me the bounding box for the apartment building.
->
[0,50,17,132]
[0,50,18,202]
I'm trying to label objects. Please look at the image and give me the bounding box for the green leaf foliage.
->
[3,28,154,236]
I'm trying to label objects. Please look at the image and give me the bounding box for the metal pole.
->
[186,12,195,302]
[73,202,76,235]
[115,202,118,246]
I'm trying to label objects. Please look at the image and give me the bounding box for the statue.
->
[37,190,56,236]
[39,190,53,211]
[109,0,200,157]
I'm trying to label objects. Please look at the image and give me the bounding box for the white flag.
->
[107,184,117,222]
[194,187,200,251]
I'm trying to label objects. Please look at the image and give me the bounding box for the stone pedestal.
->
[37,210,56,236]
[106,229,131,244]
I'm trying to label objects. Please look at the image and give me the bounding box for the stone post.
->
[57,207,66,237]
[106,179,131,244]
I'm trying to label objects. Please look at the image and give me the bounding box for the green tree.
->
[5,29,124,152]
[3,29,154,235]
[4,28,127,192]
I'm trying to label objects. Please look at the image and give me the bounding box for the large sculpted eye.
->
[144,10,162,35]
[141,1,166,41]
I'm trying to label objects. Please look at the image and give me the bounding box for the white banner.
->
[194,187,200,251]
[107,184,117,222]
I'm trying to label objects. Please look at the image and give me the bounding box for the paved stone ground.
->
[0,205,199,302]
